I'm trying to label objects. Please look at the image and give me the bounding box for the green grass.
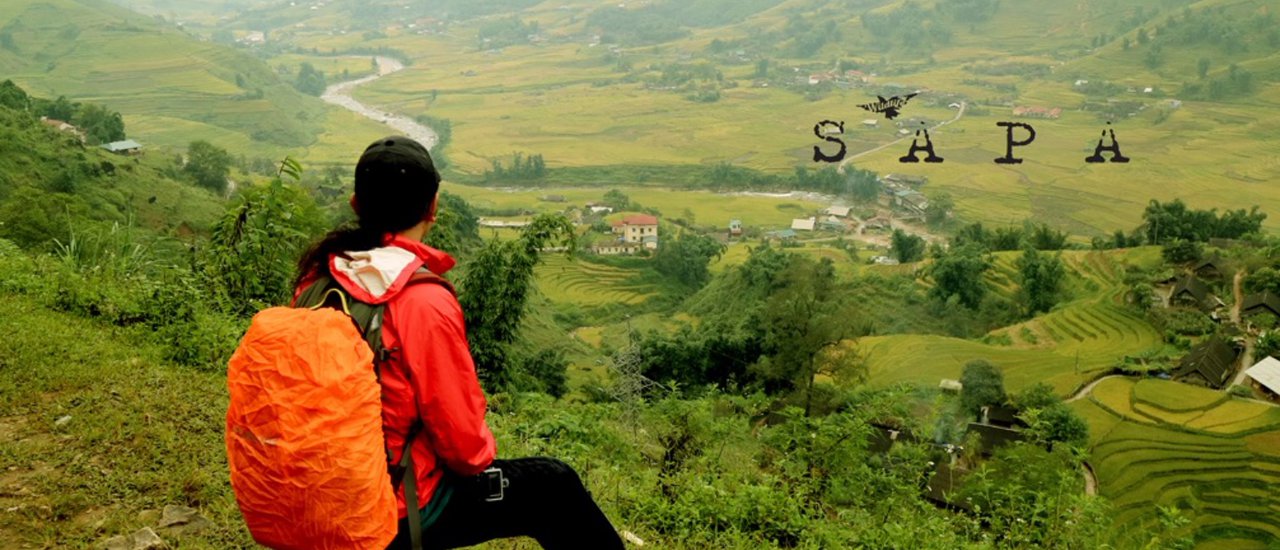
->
[863,249,1163,395]
[1072,374,1280,549]
[534,254,660,306]
[447,184,827,229]
[0,0,398,160]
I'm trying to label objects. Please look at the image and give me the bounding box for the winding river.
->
[320,56,438,150]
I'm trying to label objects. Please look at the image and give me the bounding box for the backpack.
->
[226,270,453,550]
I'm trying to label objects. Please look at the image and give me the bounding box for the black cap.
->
[353,136,441,232]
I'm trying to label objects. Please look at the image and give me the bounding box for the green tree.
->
[1161,239,1202,264]
[755,257,865,416]
[654,233,725,288]
[1017,246,1065,314]
[459,215,576,391]
[602,188,632,210]
[927,243,990,309]
[294,62,327,96]
[184,141,234,193]
[424,191,481,255]
[40,95,76,122]
[1029,223,1068,250]
[754,58,769,78]
[0,80,30,111]
[512,348,569,398]
[75,103,126,145]
[846,168,881,202]
[924,192,953,227]
[959,359,1005,415]
[1245,267,1280,296]
[890,229,925,263]
[198,159,327,316]
[1197,57,1211,78]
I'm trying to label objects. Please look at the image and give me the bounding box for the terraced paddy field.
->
[863,248,1163,395]
[534,254,660,307]
[1072,377,1280,549]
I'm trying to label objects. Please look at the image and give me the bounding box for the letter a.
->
[812,120,847,163]
[899,124,943,163]
[1086,122,1130,163]
[995,122,1035,164]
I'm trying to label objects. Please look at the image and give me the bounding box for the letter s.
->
[813,120,846,163]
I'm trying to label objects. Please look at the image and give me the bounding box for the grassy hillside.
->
[0,101,224,251]
[0,0,390,160]
[862,247,1166,395]
[1072,378,1280,549]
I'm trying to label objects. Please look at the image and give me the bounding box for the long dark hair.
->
[295,136,441,289]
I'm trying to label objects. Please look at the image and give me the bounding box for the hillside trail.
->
[1230,269,1256,387]
[1065,374,1123,403]
[320,56,439,150]
[836,101,966,175]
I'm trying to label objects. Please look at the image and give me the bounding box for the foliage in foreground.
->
[0,297,1114,548]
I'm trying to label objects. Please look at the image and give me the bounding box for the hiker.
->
[293,136,624,550]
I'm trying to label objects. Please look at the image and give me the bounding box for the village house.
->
[791,217,816,232]
[1245,356,1280,399]
[1242,292,1280,323]
[40,117,85,142]
[862,216,892,233]
[1169,275,1219,311]
[882,174,927,187]
[611,214,659,246]
[592,243,642,256]
[765,229,798,243]
[101,139,143,155]
[1193,255,1227,279]
[1174,336,1240,389]
[1012,106,1062,119]
[825,206,852,218]
[891,189,929,215]
[728,219,743,238]
[818,217,846,232]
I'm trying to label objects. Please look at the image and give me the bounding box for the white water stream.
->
[320,56,438,150]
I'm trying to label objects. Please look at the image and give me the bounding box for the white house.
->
[791,217,816,231]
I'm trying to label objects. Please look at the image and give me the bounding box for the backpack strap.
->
[397,427,424,550]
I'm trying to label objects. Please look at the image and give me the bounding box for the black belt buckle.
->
[482,467,508,502]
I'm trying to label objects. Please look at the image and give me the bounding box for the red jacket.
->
[296,234,497,518]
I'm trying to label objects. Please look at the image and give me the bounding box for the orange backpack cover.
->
[226,306,397,549]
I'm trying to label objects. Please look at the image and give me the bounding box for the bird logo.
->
[859,92,919,120]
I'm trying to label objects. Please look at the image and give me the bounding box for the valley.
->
[1,0,1279,548]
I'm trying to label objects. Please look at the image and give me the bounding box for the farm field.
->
[534,254,660,307]
[1073,378,1280,549]
[447,184,826,229]
[297,0,1280,236]
[862,248,1164,395]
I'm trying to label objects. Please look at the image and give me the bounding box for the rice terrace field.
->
[863,248,1164,395]
[534,254,659,307]
[1073,378,1280,549]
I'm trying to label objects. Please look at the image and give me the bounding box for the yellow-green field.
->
[1073,377,1280,549]
[862,248,1164,395]
[447,184,825,229]
[534,254,659,306]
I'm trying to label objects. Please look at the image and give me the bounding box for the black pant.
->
[386,457,625,550]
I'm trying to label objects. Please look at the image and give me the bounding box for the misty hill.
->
[0,0,328,154]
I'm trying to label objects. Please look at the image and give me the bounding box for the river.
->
[320,56,439,150]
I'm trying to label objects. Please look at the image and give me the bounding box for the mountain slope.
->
[0,0,325,155]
